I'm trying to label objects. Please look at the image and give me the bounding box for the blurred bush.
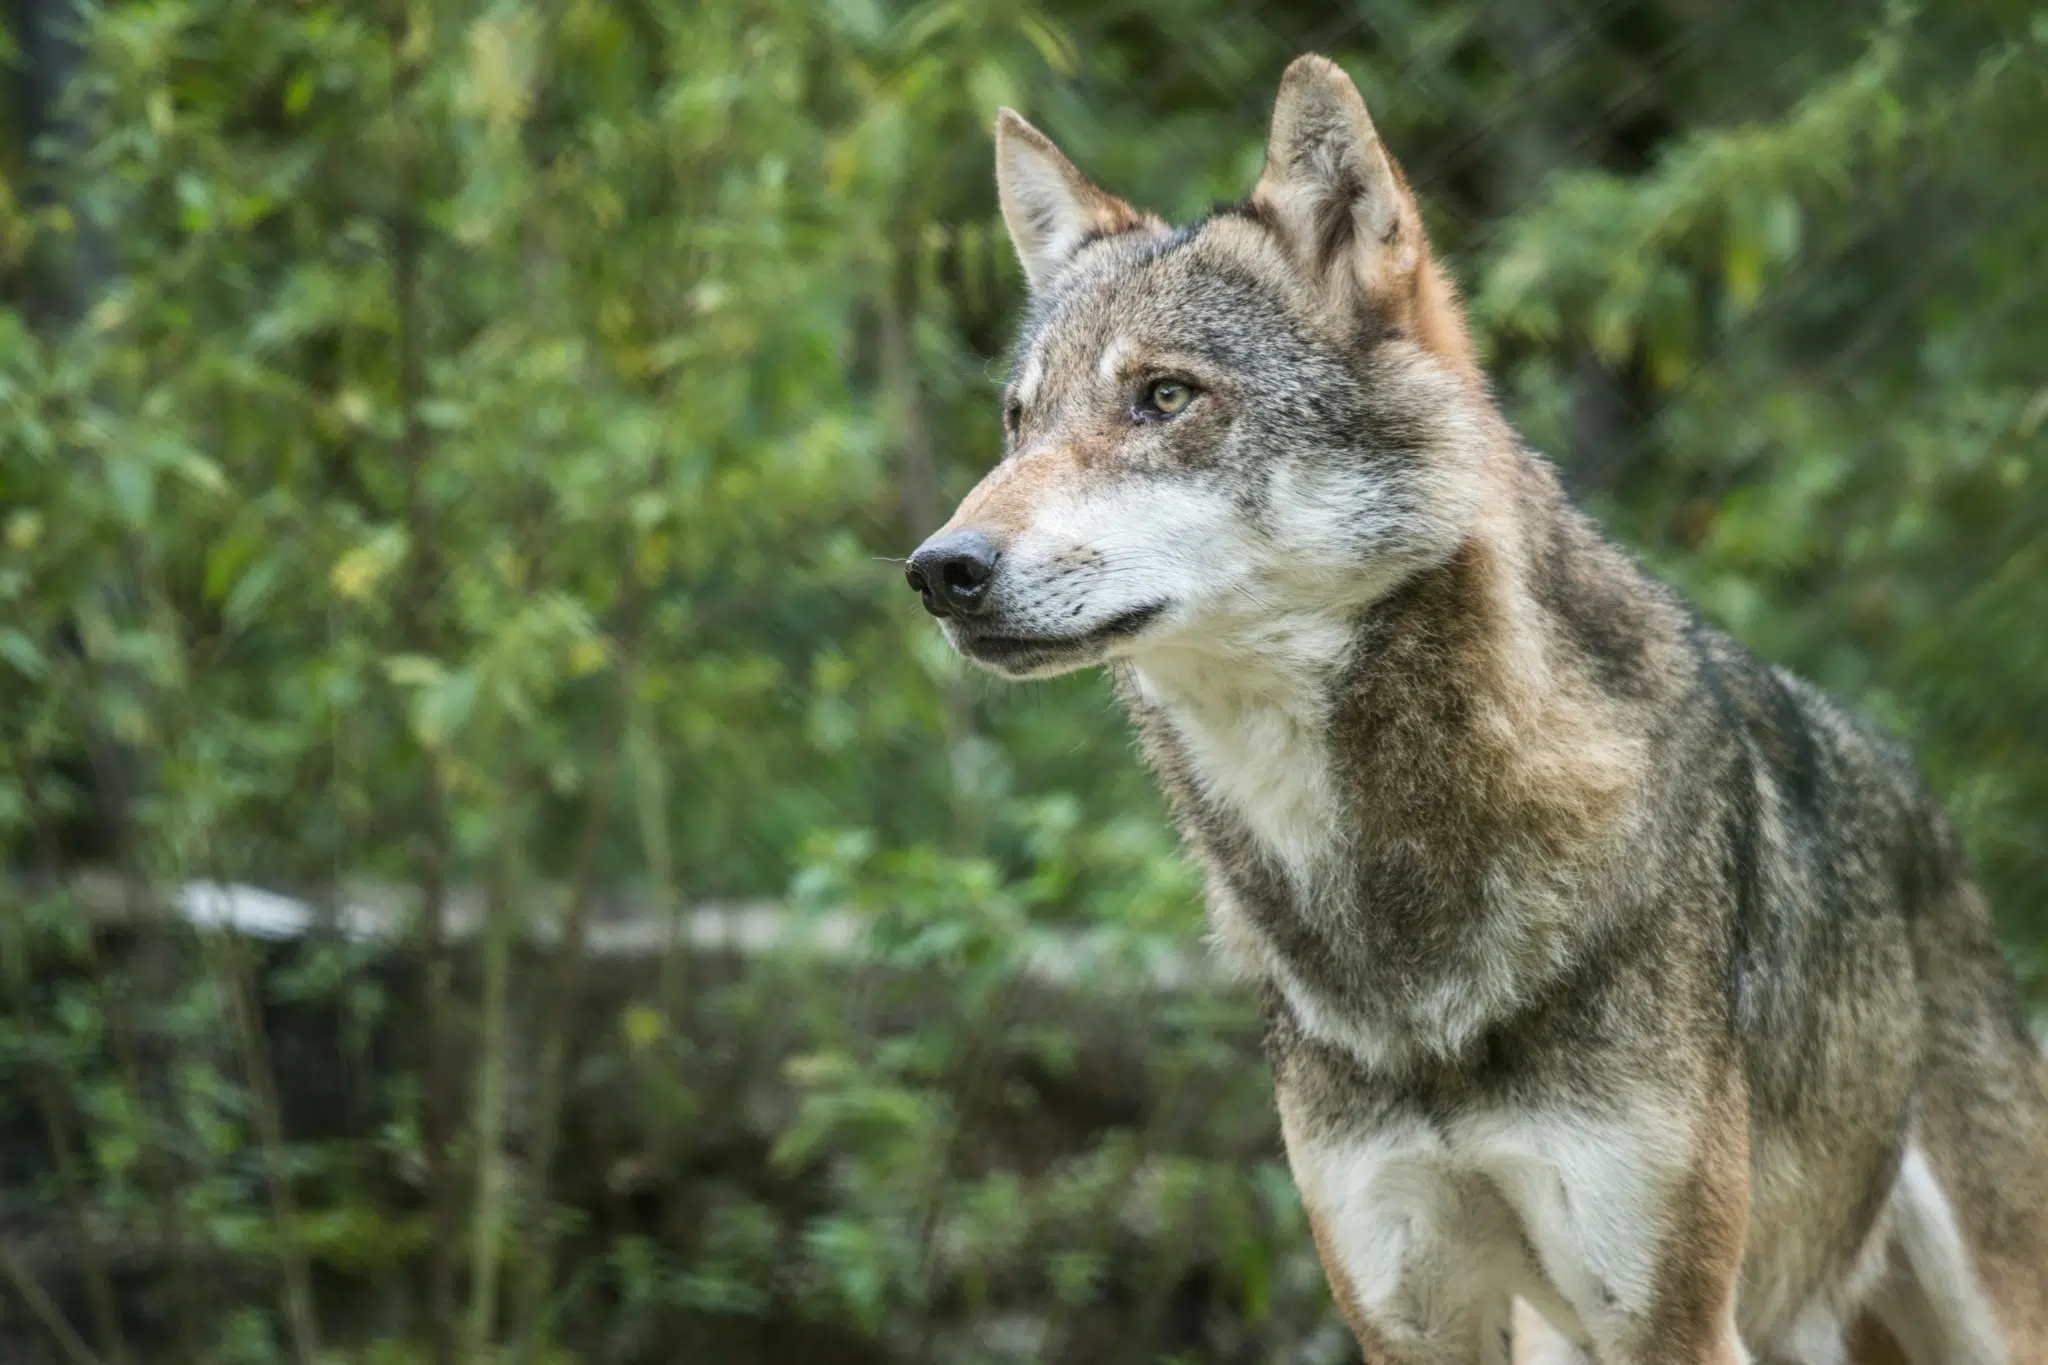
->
[0,0,2041,1361]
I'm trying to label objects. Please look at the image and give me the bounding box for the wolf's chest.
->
[1281,1102,1682,1357]
[1131,653,1591,1069]
[1137,683,1431,1065]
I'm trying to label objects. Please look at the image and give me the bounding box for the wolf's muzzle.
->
[905,530,999,618]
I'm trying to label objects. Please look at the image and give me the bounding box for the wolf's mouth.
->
[954,601,1168,672]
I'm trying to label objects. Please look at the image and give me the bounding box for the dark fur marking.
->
[1212,195,1274,232]
[1145,226,1198,260]
[1311,166,1365,276]
[1758,669,1826,824]
[1688,619,1765,1039]
[1348,308,1398,359]
[1532,506,1656,700]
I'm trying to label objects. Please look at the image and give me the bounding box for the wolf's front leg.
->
[1299,1202,1505,1364]
[1484,1072,1754,1365]
[1288,1123,1546,1365]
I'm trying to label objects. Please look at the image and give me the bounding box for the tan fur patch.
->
[1646,1069,1750,1361]
[938,445,1081,542]
[1304,1205,1385,1356]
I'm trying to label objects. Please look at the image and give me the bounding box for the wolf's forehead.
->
[1010,233,1307,398]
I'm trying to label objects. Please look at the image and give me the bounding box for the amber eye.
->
[1140,379,1195,419]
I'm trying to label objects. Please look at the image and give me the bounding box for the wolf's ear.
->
[996,109,1153,290]
[1252,56,1417,293]
[1250,57,1470,363]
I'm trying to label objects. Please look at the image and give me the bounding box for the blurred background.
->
[1,0,2044,1361]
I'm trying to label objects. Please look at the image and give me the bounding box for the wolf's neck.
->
[1124,453,1663,1067]
[1126,606,1359,898]
[1126,457,1653,909]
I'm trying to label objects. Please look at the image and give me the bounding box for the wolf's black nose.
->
[905,531,998,618]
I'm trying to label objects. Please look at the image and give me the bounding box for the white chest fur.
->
[1130,638,1357,1040]
[1131,617,1352,901]
[1282,1106,1693,1359]
[1157,679,1340,894]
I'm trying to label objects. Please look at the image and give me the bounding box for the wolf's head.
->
[907,56,1497,683]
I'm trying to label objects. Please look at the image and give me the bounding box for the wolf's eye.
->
[1139,379,1196,420]
[1003,397,1023,436]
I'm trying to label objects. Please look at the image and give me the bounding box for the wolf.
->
[902,54,2048,1365]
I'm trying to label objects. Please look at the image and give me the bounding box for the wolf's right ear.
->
[996,109,1153,290]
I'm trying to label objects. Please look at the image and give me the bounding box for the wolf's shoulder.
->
[1681,609,1927,816]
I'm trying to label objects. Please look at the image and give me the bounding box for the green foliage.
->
[0,0,2043,1360]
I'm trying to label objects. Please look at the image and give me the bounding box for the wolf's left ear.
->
[1251,56,1471,365]
[996,109,1156,290]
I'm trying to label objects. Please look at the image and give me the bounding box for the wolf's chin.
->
[975,650,1099,681]
[946,601,1169,680]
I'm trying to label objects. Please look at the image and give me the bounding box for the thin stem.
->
[415,816,460,1365]
[512,602,643,1359]
[5,758,139,1365]
[388,26,461,1355]
[463,779,523,1361]
[216,934,322,1365]
[1,1235,107,1365]
[20,1062,126,1365]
